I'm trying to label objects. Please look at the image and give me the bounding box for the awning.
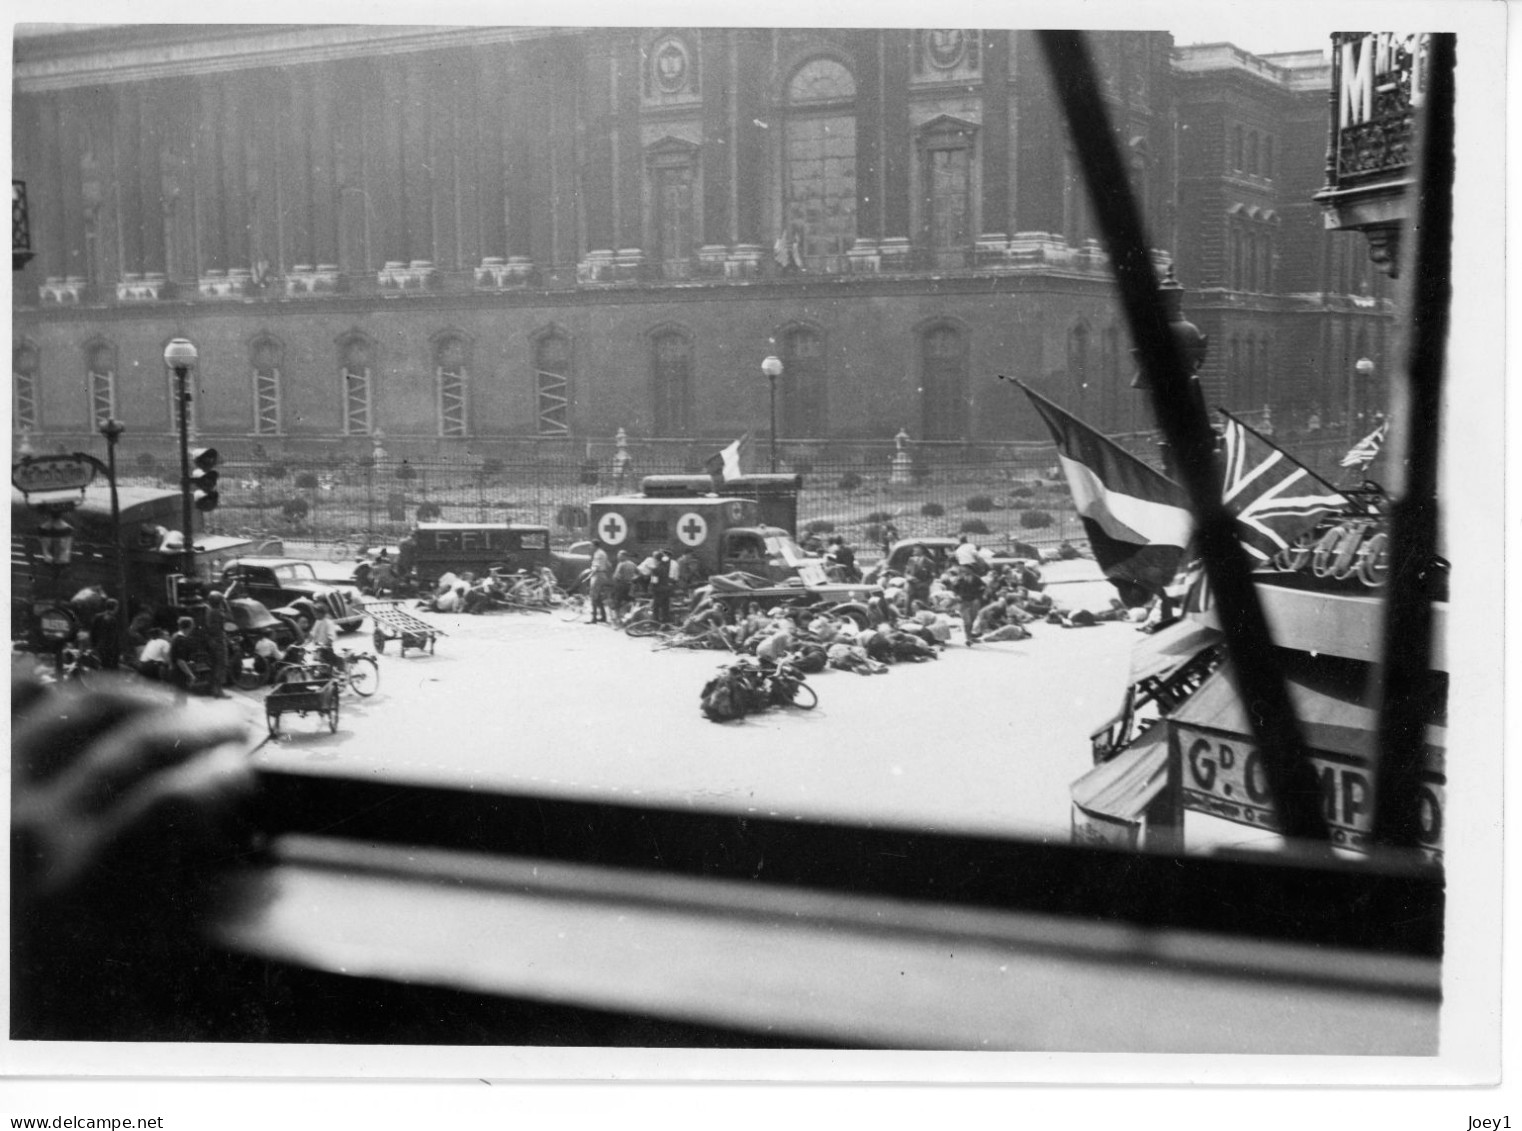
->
[1127,617,1223,685]
[1071,720,1170,824]
[1170,662,1445,772]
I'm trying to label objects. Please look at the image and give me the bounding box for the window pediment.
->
[917,115,979,145]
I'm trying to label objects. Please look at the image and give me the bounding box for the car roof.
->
[227,557,310,567]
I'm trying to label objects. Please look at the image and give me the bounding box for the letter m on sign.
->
[1340,36,1375,126]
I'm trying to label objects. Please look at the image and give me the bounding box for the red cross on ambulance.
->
[676,512,708,546]
[598,511,628,545]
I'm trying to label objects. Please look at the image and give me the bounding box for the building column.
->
[194,77,226,272]
[35,95,70,280]
[402,57,435,265]
[474,47,507,259]
[137,86,166,277]
[221,74,251,270]
[981,31,1012,239]
[113,86,144,275]
[582,33,616,256]
[854,30,883,243]
[505,45,538,263]
[732,29,769,249]
[880,31,912,243]
[310,68,340,268]
[701,30,732,248]
[615,30,643,251]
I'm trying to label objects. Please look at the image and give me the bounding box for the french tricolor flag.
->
[1021,382,1194,606]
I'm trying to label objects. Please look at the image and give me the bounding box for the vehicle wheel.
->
[791,681,819,710]
[234,654,271,691]
[625,617,664,638]
[557,594,589,622]
[346,655,380,697]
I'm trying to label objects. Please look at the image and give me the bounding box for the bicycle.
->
[273,645,379,697]
[699,656,817,722]
[329,647,380,697]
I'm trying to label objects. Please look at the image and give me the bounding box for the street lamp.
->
[163,338,199,580]
[98,417,129,660]
[761,354,783,472]
[1353,356,1376,437]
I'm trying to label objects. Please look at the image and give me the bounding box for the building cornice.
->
[13,24,580,91]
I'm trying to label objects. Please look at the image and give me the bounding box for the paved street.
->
[250,563,1142,840]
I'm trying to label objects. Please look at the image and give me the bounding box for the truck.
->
[407,522,591,590]
[10,484,255,646]
[587,490,883,623]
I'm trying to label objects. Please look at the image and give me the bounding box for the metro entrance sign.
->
[12,454,98,495]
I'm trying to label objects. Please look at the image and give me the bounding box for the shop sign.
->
[1175,723,1444,859]
[12,454,96,495]
[1330,32,1431,186]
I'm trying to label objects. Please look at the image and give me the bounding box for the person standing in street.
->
[89,599,122,670]
[307,603,340,671]
[169,616,200,699]
[202,592,233,698]
[610,550,638,626]
[650,550,677,625]
[947,565,987,645]
[588,546,612,624]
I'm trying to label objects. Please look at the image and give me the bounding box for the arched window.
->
[87,342,116,429]
[783,58,857,272]
[251,337,283,436]
[435,335,469,438]
[651,330,693,436]
[13,340,40,434]
[340,336,373,436]
[534,331,572,436]
[921,323,967,441]
[780,326,827,438]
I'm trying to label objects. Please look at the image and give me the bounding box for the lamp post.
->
[164,338,199,579]
[1131,267,1208,477]
[761,354,783,472]
[98,417,129,662]
[1353,356,1375,439]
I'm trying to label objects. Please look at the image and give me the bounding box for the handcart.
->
[365,598,446,655]
[265,674,340,736]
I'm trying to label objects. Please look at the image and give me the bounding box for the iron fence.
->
[45,425,1371,561]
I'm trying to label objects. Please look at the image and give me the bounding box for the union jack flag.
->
[1221,412,1350,566]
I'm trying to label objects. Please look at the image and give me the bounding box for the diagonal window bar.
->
[1372,33,1456,850]
[1035,31,1331,846]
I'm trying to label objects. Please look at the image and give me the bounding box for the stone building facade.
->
[12,26,1392,458]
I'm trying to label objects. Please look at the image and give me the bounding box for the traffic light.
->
[190,447,220,512]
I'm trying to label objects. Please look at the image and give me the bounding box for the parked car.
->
[220,558,366,631]
[866,537,1044,587]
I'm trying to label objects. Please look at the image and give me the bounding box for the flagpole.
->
[1217,407,1349,502]
[1036,30,1332,848]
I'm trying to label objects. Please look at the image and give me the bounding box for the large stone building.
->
[11,26,1392,459]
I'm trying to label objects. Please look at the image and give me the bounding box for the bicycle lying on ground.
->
[699,656,818,722]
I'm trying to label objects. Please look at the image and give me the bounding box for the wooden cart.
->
[265,675,340,736]
[365,599,446,655]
